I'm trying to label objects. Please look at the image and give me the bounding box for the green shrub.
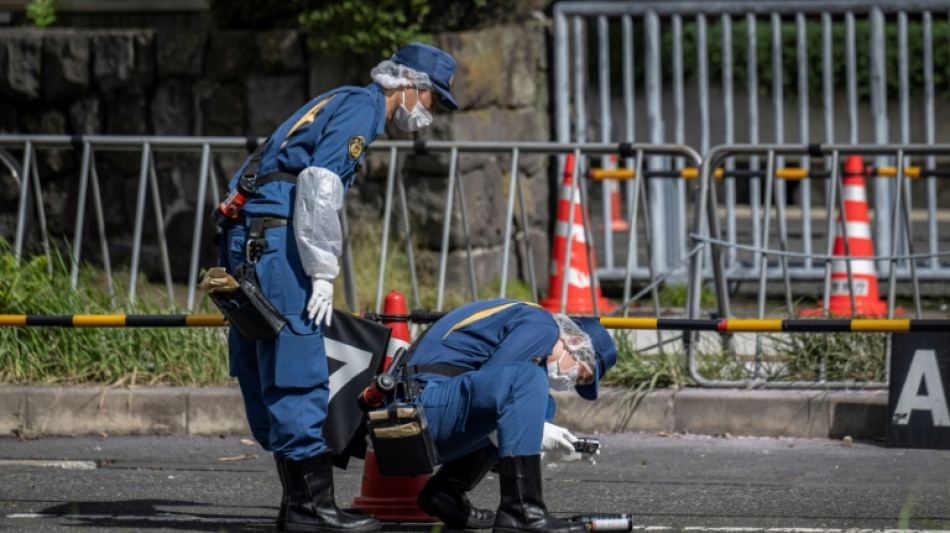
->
[208,0,302,29]
[24,0,56,27]
[299,0,431,57]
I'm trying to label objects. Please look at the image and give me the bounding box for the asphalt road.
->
[1,432,948,532]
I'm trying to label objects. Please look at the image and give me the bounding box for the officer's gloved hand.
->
[542,422,576,456]
[548,448,585,465]
[307,278,334,327]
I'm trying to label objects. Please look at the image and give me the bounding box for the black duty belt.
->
[403,356,545,379]
[252,217,288,230]
[405,363,472,378]
[246,217,288,263]
[236,210,290,228]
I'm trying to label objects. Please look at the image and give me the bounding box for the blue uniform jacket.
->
[228,83,387,220]
[221,83,386,334]
[408,299,559,386]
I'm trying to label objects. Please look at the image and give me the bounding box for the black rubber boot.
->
[417,447,496,529]
[275,456,288,531]
[492,455,586,533]
[281,451,381,533]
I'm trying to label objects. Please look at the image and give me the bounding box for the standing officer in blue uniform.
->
[404,299,618,533]
[217,43,458,533]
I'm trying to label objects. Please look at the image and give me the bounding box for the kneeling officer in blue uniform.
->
[216,43,458,533]
[404,299,618,533]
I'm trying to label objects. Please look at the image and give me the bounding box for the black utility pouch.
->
[210,263,286,340]
[367,403,439,477]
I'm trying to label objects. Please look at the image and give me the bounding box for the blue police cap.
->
[391,42,458,110]
[571,318,618,401]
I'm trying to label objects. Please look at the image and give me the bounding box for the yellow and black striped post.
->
[0,314,227,328]
[1,314,948,334]
[598,317,950,333]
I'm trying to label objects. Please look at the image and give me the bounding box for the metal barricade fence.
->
[553,0,950,289]
[0,134,700,318]
[686,143,950,389]
[0,134,242,310]
[367,142,702,317]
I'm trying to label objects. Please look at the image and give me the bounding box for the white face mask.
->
[394,87,433,132]
[547,353,579,392]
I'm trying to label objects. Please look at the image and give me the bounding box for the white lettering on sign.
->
[892,349,950,427]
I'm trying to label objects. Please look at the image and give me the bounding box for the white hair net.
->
[370,59,433,90]
[552,314,596,371]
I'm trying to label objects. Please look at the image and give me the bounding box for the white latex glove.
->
[307,278,334,327]
[544,448,585,466]
[541,422,577,455]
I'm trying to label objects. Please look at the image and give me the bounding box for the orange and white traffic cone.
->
[540,153,613,315]
[598,154,629,232]
[801,155,898,317]
[351,290,437,523]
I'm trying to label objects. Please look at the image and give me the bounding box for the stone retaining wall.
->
[0,22,552,289]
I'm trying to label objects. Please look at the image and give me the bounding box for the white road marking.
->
[683,529,950,533]
[7,513,269,524]
[0,460,97,470]
[7,514,950,533]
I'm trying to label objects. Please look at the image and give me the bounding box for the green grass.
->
[604,330,752,391]
[603,332,686,390]
[0,227,537,386]
[769,330,887,383]
[340,223,535,312]
[656,283,717,309]
[0,240,230,386]
[0,232,894,389]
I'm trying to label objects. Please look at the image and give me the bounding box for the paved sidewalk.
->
[0,385,889,440]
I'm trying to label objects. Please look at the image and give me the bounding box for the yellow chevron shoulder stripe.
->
[443,302,542,339]
[281,94,337,148]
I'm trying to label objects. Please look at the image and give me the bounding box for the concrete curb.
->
[553,387,888,440]
[0,385,888,440]
[0,386,248,438]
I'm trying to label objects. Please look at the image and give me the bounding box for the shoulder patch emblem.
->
[348,135,366,161]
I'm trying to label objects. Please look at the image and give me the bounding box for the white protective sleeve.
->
[294,166,345,280]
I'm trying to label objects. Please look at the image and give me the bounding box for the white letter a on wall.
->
[893,349,950,427]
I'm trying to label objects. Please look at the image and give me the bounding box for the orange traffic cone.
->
[598,154,629,232]
[801,155,898,317]
[541,153,613,314]
[351,290,437,523]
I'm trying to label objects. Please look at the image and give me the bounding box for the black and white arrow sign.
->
[323,310,391,457]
